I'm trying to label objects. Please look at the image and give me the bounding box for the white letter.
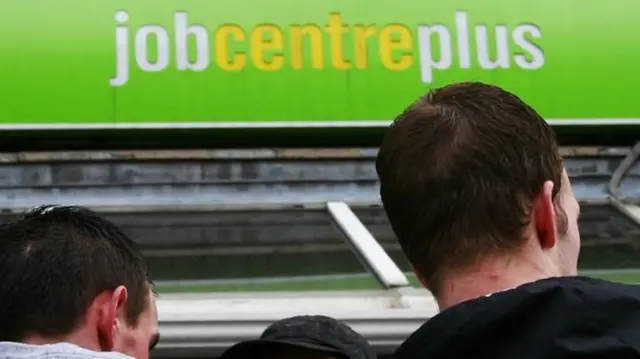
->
[110,11,130,86]
[475,25,510,69]
[135,25,170,72]
[455,12,471,69]
[417,25,452,83]
[174,12,210,71]
[513,24,544,69]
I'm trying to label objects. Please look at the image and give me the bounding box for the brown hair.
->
[0,206,151,341]
[376,82,564,294]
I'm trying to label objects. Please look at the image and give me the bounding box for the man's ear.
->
[97,286,128,351]
[533,180,558,250]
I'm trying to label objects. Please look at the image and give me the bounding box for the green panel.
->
[405,271,640,289]
[157,275,381,293]
[400,272,640,289]
[1,0,639,128]
[155,271,640,293]
[587,271,640,284]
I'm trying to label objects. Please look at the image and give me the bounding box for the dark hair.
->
[376,82,564,294]
[0,205,151,341]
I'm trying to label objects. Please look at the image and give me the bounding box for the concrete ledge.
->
[0,146,628,163]
[154,289,436,358]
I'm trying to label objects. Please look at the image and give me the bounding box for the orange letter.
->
[251,24,284,71]
[379,24,413,70]
[325,13,350,69]
[215,25,246,71]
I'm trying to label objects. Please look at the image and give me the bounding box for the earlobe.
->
[97,286,128,351]
[533,181,558,250]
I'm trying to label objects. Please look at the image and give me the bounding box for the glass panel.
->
[577,204,640,283]
[351,207,422,287]
[0,209,381,292]
[353,204,640,285]
[351,207,411,271]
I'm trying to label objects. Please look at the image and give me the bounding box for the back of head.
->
[0,205,150,342]
[221,315,376,359]
[376,82,565,296]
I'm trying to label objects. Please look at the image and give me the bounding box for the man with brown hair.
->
[377,82,640,359]
[0,206,159,359]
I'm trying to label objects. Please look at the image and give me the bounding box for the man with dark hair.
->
[377,82,640,358]
[220,315,376,359]
[0,206,159,359]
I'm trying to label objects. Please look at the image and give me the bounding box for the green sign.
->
[0,0,638,129]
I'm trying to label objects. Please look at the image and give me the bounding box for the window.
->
[352,206,420,287]
[577,203,640,282]
[106,209,384,292]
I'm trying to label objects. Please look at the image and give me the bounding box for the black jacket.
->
[394,276,640,359]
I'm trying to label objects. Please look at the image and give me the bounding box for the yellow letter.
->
[324,13,350,70]
[290,24,324,70]
[379,24,413,71]
[251,24,284,71]
[354,24,377,69]
[215,25,246,71]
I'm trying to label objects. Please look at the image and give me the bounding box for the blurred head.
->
[376,82,581,304]
[0,206,159,359]
[221,315,376,359]
[264,346,342,359]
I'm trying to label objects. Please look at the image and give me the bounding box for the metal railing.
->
[608,142,640,226]
[327,201,410,289]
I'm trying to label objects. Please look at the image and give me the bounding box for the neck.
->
[435,253,558,311]
[21,328,100,352]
